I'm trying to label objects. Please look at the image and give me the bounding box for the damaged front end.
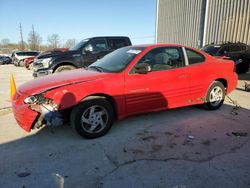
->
[24,94,64,129]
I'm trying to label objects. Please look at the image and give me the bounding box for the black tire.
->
[54,65,76,73]
[203,81,225,110]
[70,98,114,139]
[28,63,33,70]
[236,59,249,74]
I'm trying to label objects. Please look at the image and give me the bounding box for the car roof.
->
[205,42,248,47]
[131,43,183,48]
[85,36,130,40]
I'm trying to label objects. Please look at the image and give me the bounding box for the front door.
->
[124,47,190,115]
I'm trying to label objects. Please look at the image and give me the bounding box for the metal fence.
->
[156,0,250,47]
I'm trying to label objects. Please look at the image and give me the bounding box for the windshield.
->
[201,45,221,55]
[16,52,40,56]
[88,46,145,73]
[70,39,89,51]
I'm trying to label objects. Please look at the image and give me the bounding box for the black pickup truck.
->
[33,36,132,77]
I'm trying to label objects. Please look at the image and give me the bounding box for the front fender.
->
[44,81,106,110]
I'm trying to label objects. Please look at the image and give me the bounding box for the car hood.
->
[18,69,109,95]
[37,50,77,59]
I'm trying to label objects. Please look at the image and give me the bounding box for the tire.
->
[236,59,249,74]
[19,60,24,67]
[203,81,225,110]
[29,63,33,70]
[54,65,76,73]
[70,98,114,139]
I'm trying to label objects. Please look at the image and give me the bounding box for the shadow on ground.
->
[0,102,250,188]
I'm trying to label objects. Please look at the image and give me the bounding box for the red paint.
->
[24,56,35,69]
[12,44,238,132]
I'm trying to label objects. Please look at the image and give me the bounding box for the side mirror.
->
[83,44,93,54]
[134,63,151,74]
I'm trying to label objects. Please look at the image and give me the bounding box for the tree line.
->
[0,31,77,54]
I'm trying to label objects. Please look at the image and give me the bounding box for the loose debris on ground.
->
[244,82,250,92]
[232,132,248,137]
[226,96,241,115]
[0,107,12,116]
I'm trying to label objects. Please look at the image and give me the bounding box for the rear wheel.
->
[204,81,225,110]
[70,98,114,139]
[54,65,76,73]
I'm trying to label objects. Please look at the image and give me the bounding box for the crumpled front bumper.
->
[12,93,38,132]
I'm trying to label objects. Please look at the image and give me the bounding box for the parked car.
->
[26,48,68,70]
[0,56,12,65]
[201,42,250,73]
[12,44,238,139]
[33,36,132,77]
[24,57,36,70]
[12,51,40,66]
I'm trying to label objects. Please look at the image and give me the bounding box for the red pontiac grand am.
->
[12,44,238,138]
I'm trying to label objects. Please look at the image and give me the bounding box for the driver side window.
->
[89,39,107,53]
[131,47,184,73]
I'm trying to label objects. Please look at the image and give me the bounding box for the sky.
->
[0,0,156,45]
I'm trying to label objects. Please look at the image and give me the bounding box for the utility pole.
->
[32,24,35,50]
[19,23,24,51]
[32,24,35,40]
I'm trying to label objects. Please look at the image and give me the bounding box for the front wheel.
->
[70,99,114,139]
[29,63,33,70]
[204,81,225,110]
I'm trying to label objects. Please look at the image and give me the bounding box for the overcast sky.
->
[0,0,156,45]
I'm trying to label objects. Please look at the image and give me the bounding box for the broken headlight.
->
[24,94,58,112]
[24,96,38,104]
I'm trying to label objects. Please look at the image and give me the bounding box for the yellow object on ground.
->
[10,74,17,100]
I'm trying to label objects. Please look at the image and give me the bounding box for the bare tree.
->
[18,41,28,51]
[1,38,10,46]
[27,27,42,51]
[64,39,76,48]
[47,34,60,48]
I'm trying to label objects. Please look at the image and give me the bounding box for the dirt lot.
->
[0,65,250,188]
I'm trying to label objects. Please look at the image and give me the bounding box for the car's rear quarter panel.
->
[187,55,237,104]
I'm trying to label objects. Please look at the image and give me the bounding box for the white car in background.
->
[12,51,40,66]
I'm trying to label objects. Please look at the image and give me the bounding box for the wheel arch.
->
[53,62,76,72]
[81,93,118,119]
[215,78,228,91]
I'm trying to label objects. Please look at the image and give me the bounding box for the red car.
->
[24,56,35,70]
[25,48,68,70]
[12,44,238,138]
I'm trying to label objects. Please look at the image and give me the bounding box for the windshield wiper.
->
[88,66,104,72]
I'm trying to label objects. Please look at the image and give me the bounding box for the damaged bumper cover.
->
[12,92,63,132]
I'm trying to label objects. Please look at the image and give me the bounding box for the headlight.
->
[24,96,37,104]
[35,58,52,69]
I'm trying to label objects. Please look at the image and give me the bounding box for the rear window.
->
[228,45,241,52]
[108,38,129,49]
[186,48,205,65]
[201,45,220,55]
[16,52,39,56]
